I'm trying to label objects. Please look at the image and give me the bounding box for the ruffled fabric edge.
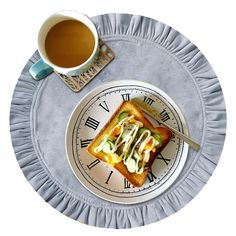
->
[10,14,226,228]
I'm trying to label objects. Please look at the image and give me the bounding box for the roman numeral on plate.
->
[160,109,170,122]
[80,139,93,148]
[87,159,100,169]
[143,96,155,106]
[147,169,157,182]
[121,93,131,101]
[156,153,171,165]
[99,100,110,112]
[105,171,113,184]
[84,116,100,130]
[124,178,131,188]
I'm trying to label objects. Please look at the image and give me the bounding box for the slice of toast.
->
[87,101,172,187]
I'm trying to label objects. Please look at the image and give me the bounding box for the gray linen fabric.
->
[10,14,226,228]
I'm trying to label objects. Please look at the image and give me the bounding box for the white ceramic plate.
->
[66,80,189,204]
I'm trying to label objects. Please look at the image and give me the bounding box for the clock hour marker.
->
[160,109,170,122]
[124,178,131,188]
[143,96,155,106]
[105,171,113,184]
[87,159,100,169]
[99,100,110,112]
[171,132,176,142]
[121,93,131,101]
[147,169,157,182]
[156,153,171,165]
[84,116,100,130]
[80,139,93,148]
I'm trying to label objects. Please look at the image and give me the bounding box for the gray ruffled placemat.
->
[10,14,226,228]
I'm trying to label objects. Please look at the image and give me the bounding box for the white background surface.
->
[0,0,235,235]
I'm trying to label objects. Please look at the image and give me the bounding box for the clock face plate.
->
[66,80,189,204]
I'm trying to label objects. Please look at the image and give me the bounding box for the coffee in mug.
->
[45,19,95,68]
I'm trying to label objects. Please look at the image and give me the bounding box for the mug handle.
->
[29,59,54,80]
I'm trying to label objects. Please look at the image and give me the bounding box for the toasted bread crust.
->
[87,101,172,187]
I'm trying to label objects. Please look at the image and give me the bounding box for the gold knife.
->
[131,98,200,151]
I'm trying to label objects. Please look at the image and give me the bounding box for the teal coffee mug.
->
[29,10,99,80]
